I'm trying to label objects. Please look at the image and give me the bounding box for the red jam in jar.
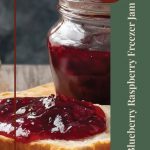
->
[48,0,111,104]
[0,95,106,143]
[48,44,110,104]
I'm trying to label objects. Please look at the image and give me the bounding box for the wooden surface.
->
[0,65,53,93]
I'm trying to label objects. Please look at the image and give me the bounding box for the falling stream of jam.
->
[0,95,106,143]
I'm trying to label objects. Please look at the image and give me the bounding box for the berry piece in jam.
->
[0,95,106,143]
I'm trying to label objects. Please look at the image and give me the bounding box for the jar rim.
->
[59,0,111,16]
[59,0,118,4]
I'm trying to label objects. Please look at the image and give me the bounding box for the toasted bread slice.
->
[0,83,110,150]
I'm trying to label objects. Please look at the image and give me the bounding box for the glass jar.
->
[48,0,115,104]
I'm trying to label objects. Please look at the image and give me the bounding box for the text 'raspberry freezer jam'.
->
[0,95,106,143]
[48,44,110,104]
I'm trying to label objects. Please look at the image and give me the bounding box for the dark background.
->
[0,0,59,64]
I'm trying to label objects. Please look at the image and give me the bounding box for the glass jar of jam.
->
[48,0,117,105]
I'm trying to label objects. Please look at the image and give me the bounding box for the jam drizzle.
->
[0,95,106,143]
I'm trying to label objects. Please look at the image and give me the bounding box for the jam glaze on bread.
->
[0,83,110,150]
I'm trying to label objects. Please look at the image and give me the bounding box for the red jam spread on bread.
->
[0,95,106,143]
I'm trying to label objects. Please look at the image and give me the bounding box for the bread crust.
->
[0,83,110,150]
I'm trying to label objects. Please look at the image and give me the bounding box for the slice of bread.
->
[0,83,110,150]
